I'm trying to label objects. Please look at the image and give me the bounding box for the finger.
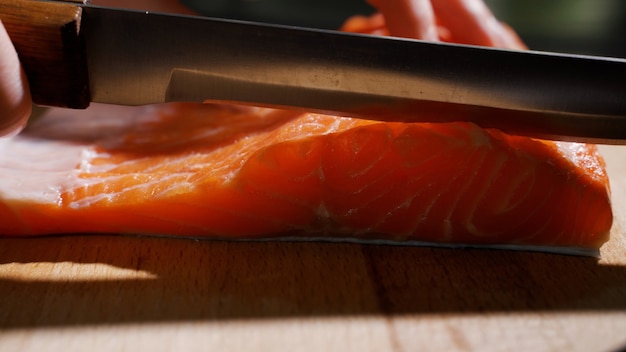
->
[367,0,439,40]
[340,13,388,36]
[431,0,526,49]
[0,20,31,137]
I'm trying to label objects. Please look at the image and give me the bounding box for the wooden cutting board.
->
[0,143,624,352]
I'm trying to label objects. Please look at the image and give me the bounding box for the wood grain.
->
[0,0,90,108]
[0,143,624,351]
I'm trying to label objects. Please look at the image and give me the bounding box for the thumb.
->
[0,20,32,137]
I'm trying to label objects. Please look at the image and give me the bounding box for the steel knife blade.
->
[1,0,626,143]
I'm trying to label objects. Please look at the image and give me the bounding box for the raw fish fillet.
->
[0,0,613,255]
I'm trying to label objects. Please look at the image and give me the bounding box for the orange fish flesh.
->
[0,101,612,255]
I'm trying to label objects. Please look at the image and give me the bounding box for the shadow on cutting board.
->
[0,234,625,328]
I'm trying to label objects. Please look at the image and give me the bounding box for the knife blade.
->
[1,0,626,144]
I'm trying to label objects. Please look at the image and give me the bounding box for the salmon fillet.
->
[0,0,613,255]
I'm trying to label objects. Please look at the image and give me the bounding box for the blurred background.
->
[180,0,626,58]
[486,0,626,57]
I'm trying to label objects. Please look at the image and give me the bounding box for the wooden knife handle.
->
[0,0,90,109]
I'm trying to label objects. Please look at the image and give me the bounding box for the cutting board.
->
[0,139,624,351]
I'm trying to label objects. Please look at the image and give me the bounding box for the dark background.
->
[181,0,626,58]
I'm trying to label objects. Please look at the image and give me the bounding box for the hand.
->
[366,0,526,49]
[0,0,193,137]
[0,20,31,137]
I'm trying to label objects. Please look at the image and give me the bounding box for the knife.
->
[1,0,625,144]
